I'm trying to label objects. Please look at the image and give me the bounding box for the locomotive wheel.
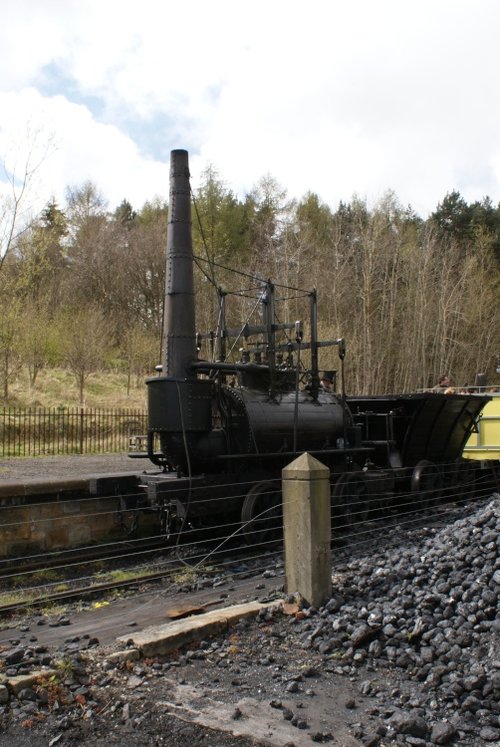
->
[241,481,282,546]
[332,472,369,528]
[411,460,443,508]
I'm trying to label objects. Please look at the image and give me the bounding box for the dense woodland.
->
[0,165,499,403]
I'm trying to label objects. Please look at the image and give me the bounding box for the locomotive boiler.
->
[138,149,493,540]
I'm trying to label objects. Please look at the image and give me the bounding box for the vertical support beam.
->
[282,452,332,607]
[310,289,320,396]
[263,280,276,397]
[216,288,226,362]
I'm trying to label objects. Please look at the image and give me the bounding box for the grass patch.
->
[10,569,64,587]
[53,583,70,594]
[94,566,161,585]
[40,603,69,618]
[55,658,75,679]
[5,367,148,409]
[172,567,199,584]
[0,588,40,608]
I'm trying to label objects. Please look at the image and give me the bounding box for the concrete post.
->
[282,452,332,608]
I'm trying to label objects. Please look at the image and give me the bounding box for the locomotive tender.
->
[139,149,493,540]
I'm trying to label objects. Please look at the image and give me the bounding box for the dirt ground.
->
[0,456,498,746]
[0,587,391,747]
[0,455,368,745]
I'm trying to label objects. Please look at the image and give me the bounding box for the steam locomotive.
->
[135,149,494,541]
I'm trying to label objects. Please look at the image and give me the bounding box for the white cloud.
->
[1,0,500,217]
[0,88,168,211]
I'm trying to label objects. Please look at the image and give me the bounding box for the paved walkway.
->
[0,453,148,481]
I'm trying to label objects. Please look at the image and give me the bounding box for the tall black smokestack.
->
[146,149,215,470]
[162,149,196,377]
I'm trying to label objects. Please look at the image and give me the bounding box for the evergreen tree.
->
[114,199,137,227]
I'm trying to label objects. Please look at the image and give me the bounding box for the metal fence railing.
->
[0,408,147,457]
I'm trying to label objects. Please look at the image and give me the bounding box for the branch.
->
[0,126,56,271]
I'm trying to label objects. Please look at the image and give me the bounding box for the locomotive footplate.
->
[142,473,249,520]
[215,446,374,463]
[143,473,203,507]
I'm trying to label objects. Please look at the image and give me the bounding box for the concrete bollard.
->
[282,452,332,608]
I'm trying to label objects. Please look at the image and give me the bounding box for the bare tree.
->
[0,293,22,400]
[18,299,59,395]
[59,307,111,404]
[120,323,158,394]
[0,126,54,272]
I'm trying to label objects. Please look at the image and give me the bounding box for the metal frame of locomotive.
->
[138,149,492,541]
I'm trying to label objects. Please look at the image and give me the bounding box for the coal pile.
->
[289,495,500,744]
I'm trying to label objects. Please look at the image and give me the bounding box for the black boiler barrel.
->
[239,389,348,452]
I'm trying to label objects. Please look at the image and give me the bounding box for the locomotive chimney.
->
[162,149,197,377]
[146,149,215,470]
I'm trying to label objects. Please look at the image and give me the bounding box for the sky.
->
[1,0,500,219]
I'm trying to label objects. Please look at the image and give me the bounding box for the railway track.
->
[0,535,170,579]
[0,567,171,615]
[0,505,279,617]
[1,474,496,619]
